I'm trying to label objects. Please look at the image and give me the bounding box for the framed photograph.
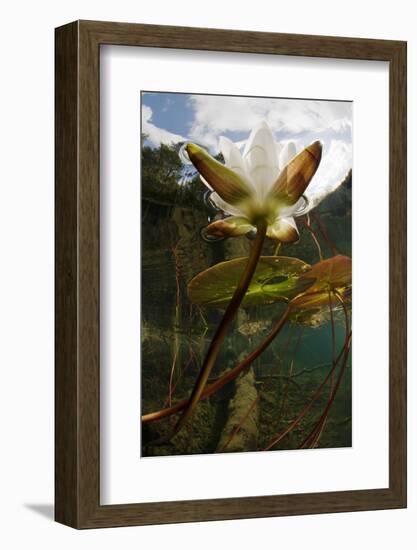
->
[55,20,407,528]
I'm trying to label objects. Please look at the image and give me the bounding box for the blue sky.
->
[141,91,352,151]
[142,91,257,148]
[142,92,191,138]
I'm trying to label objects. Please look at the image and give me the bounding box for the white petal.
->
[279,141,297,170]
[275,142,283,170]
[246,165,278,199]
[219,136,249,180]
[279,196,309,218]
[242,122,279,197]
[210,192,246,217]
[243,122,279,166]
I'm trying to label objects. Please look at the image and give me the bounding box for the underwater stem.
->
[302,336,351,449]
[142,303,291,424]
[167,244,182,407]
[317,290,337,443]
[305,213,323,261]
[302,291,351,449]
[275,327,303,429]
[312,212,338,256]
[155,219,268,443]
[299,290,338,449]
[263,329,352,451]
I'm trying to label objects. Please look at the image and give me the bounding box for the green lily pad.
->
[187,256,315,308]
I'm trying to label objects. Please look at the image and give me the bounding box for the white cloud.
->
[141,104,184,147]
[187,95,352,152]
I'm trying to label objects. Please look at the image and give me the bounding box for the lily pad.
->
[290,255,352,319]
[301,255,351,289]
[291,287,351,311]
[187,256,315,308]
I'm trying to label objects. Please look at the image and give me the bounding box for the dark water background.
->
[141,145,352,457]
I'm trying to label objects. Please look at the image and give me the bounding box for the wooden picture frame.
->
[55,20,407,528]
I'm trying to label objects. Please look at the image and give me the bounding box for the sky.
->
[141,91,353,199]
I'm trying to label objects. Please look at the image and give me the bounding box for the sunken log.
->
[216,367,259,452]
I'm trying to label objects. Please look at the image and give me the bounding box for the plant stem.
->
[162,219,268,441]
[305,213,323,261]
[299,290,338,449]
[142,303,291,424]
[303,291,351,449]
[263,328,352,451]
[275,328,303,429]
[167,243,182,407]
[273,242,282,256]
[312,212,338,256]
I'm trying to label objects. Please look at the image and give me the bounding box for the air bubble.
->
[246,229,258,240]
[293,195,309,216]
[179,143,192,164]
[200,226,225,243]
[203,190,219,212]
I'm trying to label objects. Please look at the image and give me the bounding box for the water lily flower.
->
[185,121,324,243]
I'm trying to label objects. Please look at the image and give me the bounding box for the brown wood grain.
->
[55,21,79,527]
[55,20,407,529]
